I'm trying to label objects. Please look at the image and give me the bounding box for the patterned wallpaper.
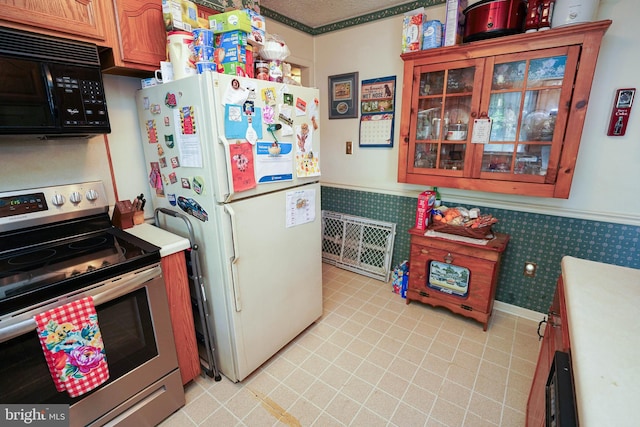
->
[321,186,640,313]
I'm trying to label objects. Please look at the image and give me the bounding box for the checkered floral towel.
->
[34,296,109,397]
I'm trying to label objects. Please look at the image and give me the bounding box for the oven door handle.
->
[0,265,162,343]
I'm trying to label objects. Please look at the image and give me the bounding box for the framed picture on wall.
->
[328,72,359,119]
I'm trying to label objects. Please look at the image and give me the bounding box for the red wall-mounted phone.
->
[607,88,635,136]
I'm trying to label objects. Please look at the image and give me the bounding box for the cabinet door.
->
[0,0,111,44]
[113,0,167,68]
[471,46,580,182]
[408,244,495,313]
[408,59,485,178]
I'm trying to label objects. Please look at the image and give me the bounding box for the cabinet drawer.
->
[409,244,496,313]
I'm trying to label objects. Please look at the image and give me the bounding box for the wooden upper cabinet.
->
[0,0,113,45]
[398,20,611,198]
[102,0,167,74]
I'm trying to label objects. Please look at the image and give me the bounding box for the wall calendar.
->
[359,76,396,147]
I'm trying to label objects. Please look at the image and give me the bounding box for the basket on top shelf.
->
[428,222,495,239]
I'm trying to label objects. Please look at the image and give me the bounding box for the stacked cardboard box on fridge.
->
[209,9,265,44]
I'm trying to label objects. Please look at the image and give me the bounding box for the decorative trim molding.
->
[494,300,545,323]
[264,1,447,35]
[193,1,447,34]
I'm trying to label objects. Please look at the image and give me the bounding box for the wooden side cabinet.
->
[161,251,201,385]
[526,276,571,427]
[406,229,509,330]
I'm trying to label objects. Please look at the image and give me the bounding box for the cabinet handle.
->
[444,253,454,264]
[420,248,429,255]
[536,317,547,341]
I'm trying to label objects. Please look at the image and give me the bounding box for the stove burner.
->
[68,236,108,250]
[7,248,57,266]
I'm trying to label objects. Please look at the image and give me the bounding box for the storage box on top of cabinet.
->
[321,211,396,282]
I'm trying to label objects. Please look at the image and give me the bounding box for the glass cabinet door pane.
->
[481,144,515,172]
[440,143,466,170]
[514,144,552,175]
[492,60,526,90]
[414,143,438,169]
[488,92,521,141]
[520,89,561,141]
[417,98,443,140]
[527,56,566,88]
[420,70,445,96]
[447,67,475,93]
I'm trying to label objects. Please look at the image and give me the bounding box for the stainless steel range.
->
[0,182,185,426]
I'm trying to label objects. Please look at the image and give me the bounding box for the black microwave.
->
[0,26,110,138]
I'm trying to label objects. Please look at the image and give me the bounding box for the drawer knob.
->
[444,253,454,264]
[420,248,429,255]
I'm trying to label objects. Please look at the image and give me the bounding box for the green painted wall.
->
[321,186,640,313]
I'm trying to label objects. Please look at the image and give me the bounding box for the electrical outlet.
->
[346,141,353,154]
[524,261,537,277]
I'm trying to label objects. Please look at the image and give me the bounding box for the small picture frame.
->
[328,72,359,119]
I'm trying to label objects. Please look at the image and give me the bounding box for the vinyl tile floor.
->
[160,264,541,426]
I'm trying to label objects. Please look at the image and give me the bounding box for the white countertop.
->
[125,223,190,257]
[561,256,640,427]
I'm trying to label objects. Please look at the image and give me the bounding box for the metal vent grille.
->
[0,26,100,66]
[321,211,396,282]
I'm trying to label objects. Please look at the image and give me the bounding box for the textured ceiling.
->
[259,0,445,34]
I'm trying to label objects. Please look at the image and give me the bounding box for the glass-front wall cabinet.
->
[408,47,579,183]
[399,20,610,198]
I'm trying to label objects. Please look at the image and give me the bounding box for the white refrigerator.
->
[135,73,322,382]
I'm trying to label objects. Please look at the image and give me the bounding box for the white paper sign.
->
[471,118,492,144]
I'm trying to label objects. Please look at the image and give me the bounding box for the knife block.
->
[112,200,134,229]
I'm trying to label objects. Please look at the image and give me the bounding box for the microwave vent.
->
[0,26,100,67]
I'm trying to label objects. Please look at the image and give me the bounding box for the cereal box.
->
[401,9,425,53]
[443,0,467,47]
[415,190,436,230]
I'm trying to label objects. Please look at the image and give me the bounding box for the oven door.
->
[546,350,578,426]
[0,265,184,427]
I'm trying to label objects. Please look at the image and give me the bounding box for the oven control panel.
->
[0,181,109,232]
[0,192,48,218]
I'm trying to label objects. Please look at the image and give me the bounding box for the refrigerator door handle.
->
[218,135,235,203]
[224,204,242,312]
